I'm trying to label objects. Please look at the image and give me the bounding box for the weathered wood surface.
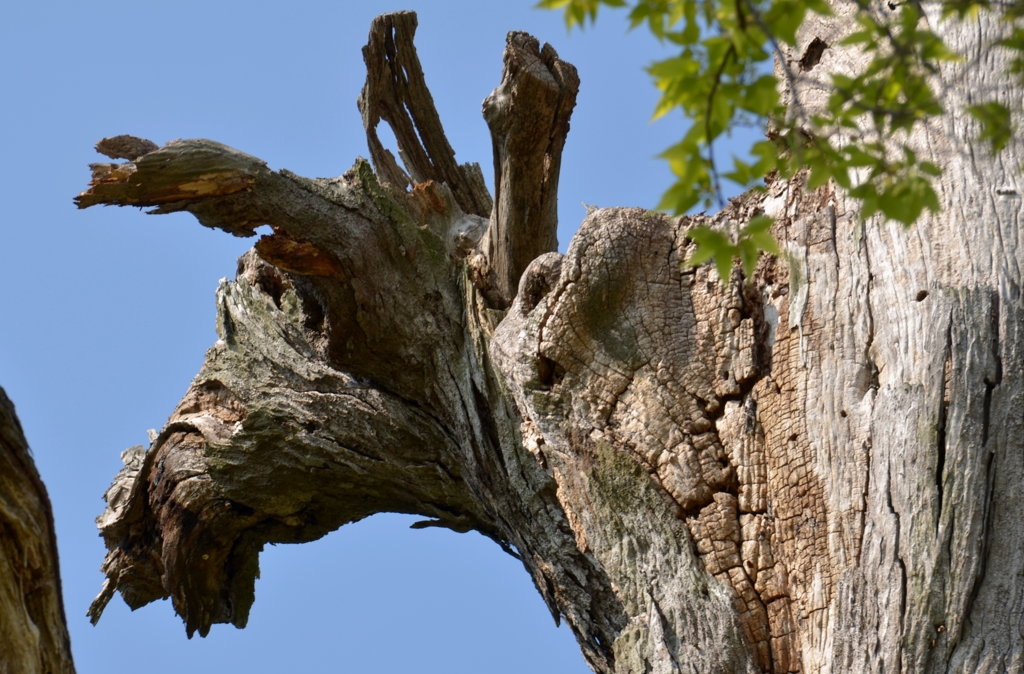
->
[77,8,1024,674]
[474,31,579,308]
[357,11,492,218]
[0,386,75,674]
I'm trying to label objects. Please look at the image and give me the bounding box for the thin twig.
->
[706,44,738,208]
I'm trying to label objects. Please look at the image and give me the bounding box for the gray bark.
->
[77,7,1023,673]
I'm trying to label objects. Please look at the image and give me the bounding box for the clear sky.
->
[0,2,746,671]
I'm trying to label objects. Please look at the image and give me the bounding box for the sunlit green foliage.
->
[539,0,1021,279]
[686,215,781,279]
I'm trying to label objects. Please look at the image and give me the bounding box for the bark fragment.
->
[95,134,159,161]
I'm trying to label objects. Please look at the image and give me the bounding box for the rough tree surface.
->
[77,8,1023,673]
[0,386,76,674]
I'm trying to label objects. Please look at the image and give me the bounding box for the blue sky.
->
[0,2,750,671]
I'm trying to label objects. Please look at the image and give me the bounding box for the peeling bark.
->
[0,387,75,674]
[76,8,1024,674]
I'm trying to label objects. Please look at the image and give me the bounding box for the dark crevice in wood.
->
[536,355,565,390]
[245,257,291,309]
[885,459,909,650]
[983,291,1002,447]
[982,381,995,447]
[471,378,507,475]
[255,230,347,279]
[935,319,951,530]
[798,37,828,71]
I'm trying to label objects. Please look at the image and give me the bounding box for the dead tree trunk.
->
[0,386,76,674]
[78,9,1023,673]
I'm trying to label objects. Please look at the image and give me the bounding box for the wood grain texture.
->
[357,11,492,219]
[0,387,75,674]
[474,32,579,308]
[76,7,1024,673]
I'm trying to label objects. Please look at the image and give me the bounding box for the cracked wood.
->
[73,7,1024,674]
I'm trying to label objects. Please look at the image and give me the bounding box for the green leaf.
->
[725,158,753,186]
[968,101,1014,153]
[764,0,808,45]
[738,238,759,277]
[941,0,988,19]
[999,28,1024,52]
[715,252,734,282]
[686,226,731,264]
[740,75,780,116]
[744,216,781,255]
[745,215,773,234]
[843,144,879,168]
[804,0,835,15]
[537,0,972,246]
[658,180,702,214]
[840,29,877,47]
[806,148,835,189]
[850,182,880,220]
[747,229,780,256]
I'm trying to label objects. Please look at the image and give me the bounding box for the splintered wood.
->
[77,7,1024,674]
[76,139,262,210]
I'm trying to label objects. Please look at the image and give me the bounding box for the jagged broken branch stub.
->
[357,11,580,308]
[73,10,829,674]
[357,11,492,218]
[476,31,579,308]
[75,11,617,659]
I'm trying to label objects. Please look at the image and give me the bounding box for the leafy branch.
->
[539,0,1021,279]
